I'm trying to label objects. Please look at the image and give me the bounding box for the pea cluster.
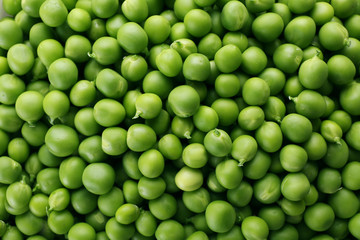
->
[1,0,360,239]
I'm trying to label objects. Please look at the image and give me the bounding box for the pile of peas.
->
[1,0,360,239]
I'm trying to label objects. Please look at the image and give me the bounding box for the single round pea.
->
[133,93,162,120]
[45,124,79,157]
[281,113,313,143]
[82,162,115,195]
[320,120,342,144]
[0,18,23,50]
[214,44,242,73]
[156,48,183,77]
[68,222,96,240]
[215,159,243,189]
[319,21,349,51]
[138,176,166,200]
[241,216,269,240]
[48,187,70,211]
[39,0,68,27]
[115,203,140,224]
[120,54,148,82]
[144,15,171,44]
[317,168,342,194]
[175,166,203,192]
[323,139,349,169]
[0,74,26,105]
[74,108,102,137]
[255,121,283,153]
[138,149,165,178]
[328,188,359,219]
[64,35,92,63]
[183,53,211,82]
[142,70,173,100]
[155,220,185,240]
[93,98,126,127]
[183,9,211,38]
[29,193,48,218]
[242,77,270,106]
[204,129,232,158]
[127,124,157,152]
[281,172,310,201]
[349,213,360,239]
[292,90,326,119]
[7,138,29,164]
[258,205,285,231]
[98,187,124,217]
[205,200,236,233]
[85,210,108,232]
[304,203,335,232]
[135,210,158,237]
[284,16,316,49]
[48,58,78,90]
[273,43,303,74]
[101,127,127,156]
[149,193,177,220]
[158,134,183,160]
[221,1,249,31]
[182,143,208,168]
[35,167,62,195]
[15,90,44,125]
[106,217,136,240]
[43,90,70,124]
[243,149,271,180]
[15,210,45,236]
[67,8,91,32]
[0,105,23,133]
[342,161,360,190]
[231,134,258,166]
[182,187,210,214]
[168,85,200,118]
[227,181,253,208]
[193,106,219,132]
[214,74,241,98]
[59,156,86,189]
[253,173,281,204]
[6,180,32,210]
[117,22,148,54]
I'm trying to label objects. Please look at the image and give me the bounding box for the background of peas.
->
[1,0,360,240]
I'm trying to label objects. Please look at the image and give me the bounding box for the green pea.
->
[87,18,108,41]
[211,98,240,126]
[142,70,173,100]
[0,105,23,133]
[193,106,219,132]
[173,0,197,21]
[204,200,236,233]
[48,187,70,211]
[298,56,328,90]
[135,210,158,237]
[278,198,306,217]
[35,168,62,195]
[91,0,118,18]
[74,108,102,137]
[284,16,316,49]
[215,159,243,189]
[156,48,183,77]
[15,90,44,125]
[106,14,128,38]
[182,187,210,214]
[168,85,200,118]
[241,216,269,240]
[317,168,342,194]
[115,203,140,225]
[7,138,29,164]
[323,139,349,168]
[44,124,79,157]
[181,143,207,168]
[349,213,360,239]
[15,211,44,236]
[71,187,98,215]
[58,156,85,189]
[69,80,96,107]
[101,127,127,156]
[155,220,185,240]
[43,90,70,124]
[29,22,55,48]
[24,153,43,182]
[37,144,63,167]
[6,181,31,212]
[242,77,270,106]
[214,74,241,98]
[98,187,124,217]
[227,181,253,208]
[327,218,349,240]
[121,152,142,181]
[0,56,10,76]
[137,149,164,178]
[82,163,115,195]
[149,193,177,220]
[127,124,157,152]
[204,129,232,157]
[175,166,203,192]
[30,58,47,81]
[67,8,91,32]
[345,14,360,39]
[292,90,327,119]
[231,134,258,166]
[26,80,49,96]
[0,18,23,50]
[39,0,68,27]
[3,0,22,16]
[117,22,148,54]
[319,21,349,51]
[243,149,271,180]
[342,161,360,190]
[304,203,335,232]
[281,113,313,143]
[47,209,74,235]
[263,96,286,123]
[0,74,25,105]
[121,0,148,22]
[328,110,352,133]
[48,58,78,90]
[214,44,242,73]
[143,15,170,44]
[320,120,342,144]
[304,184,319,206]
[221,1,249,31]
[328,188,359,219]
[273,43,303,74]
[64,35,91,63]
[90,37,122,66]
[68,222,96,240]
[93,98,126,127]
[258,205,285,231]
[158,134,183,160]
[121,55,148,83]
[85,210,108,232]
[138,176,166,200]
[133,93,162,120]
[281,172,310,201]
[255,121,283,153]
[253,173,281,204]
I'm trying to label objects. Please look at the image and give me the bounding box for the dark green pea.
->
[283,76,304,98]
[206,170,226,193]
[92,0,118,18]
[35,168,62,195]
[319,21,349,51]
[0,74,25,105]
[273,43,303,74]
[281,113,313,143]
[0,18,23,50]
[26,80,49,96]
[227,181,253,208]
[138,176,166,200]
[145,109,171,135]
[87,20,107,42]
[7,138,29,164]
[329,188,359,219]
[342,161,360,191]
[211,98,240,126]
[0,156,22,184]
[143,70,173,100]
[98,187,124,217]
[327,54,356,86]
[71,187,98,215]
[38,144,63,167]
[323,139,349,168]
[258,205,285,231]
[253,173,281,204]
[327,218,349,240]
[149,193,177,220]
[269,153,284,175]
[59,156,86,189]
[263,96,286,123]
[117,22,148,54]
[85,210,108,232]
[302,132,327,161]
[127,124,157,152]
[302,161,319,183]
[304,203,335,232]
[317,168,342,194]
[171,116,194,139]
[188,213,212,234]
[269,224,299,240]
